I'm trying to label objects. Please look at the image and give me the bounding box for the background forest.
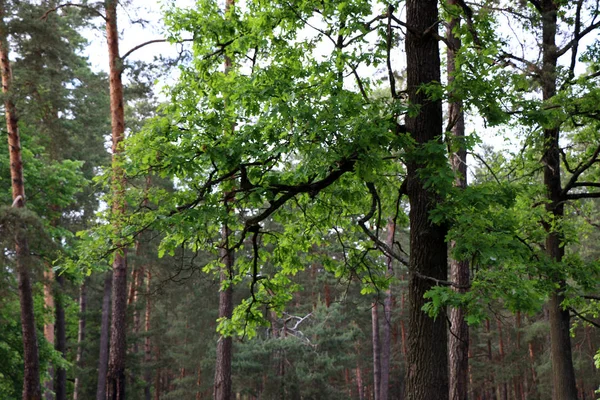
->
[1,0,600,400]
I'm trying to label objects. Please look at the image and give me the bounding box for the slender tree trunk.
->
[356,364,364,400]
[539,1,578,398]
[405,1,448,399]
[496,319,507,400]
[214,1,235,398]
[73,278,88,400]
[105,0,128,398]
[0,3,42,398]
[380,219,394,400]
[97,271,113,400]
[446,3,469,399]
[371,302,381,400]
[43,271,55,400]
[54,274,67,400]
[144,271,153,400]
[214,222,234,400]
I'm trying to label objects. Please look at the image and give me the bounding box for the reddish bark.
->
[97,271,113,400]
[0,1,42,397]
[73,279,88,400]
[105,0,129,397]
[144,271,153,400]
[380,219,395,400]
[371,302,381,400]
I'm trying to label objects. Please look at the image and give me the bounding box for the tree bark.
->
[54,274,67,400]
[43,271,55,400]
[405,1,448,399]
[105,0,128,398]
[379,219,395,400]
[371,301,381,400]
[73,278,88,400]
[539,1,578,398]
[446,2,469,399]
[97,271,113,400]
[214,223,234,400]
[144,270,153,400]
[0,2,42,398]
[214,1,235,398]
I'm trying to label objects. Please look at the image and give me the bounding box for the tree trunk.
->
[97,271,113,400]
[43,271,55,400]
[73,278,88,400]
[214,223,234,400]
[105,0,128,398]
[371,302,381,400]
[539,1,578,398]
[380,220,395,400]
[446,2,469,400]
[214,1,235,398]
[144,271,153,400]
[404,1,448,399]
[0,2,42,397]
[356,364,365,400]
[54,274,67,400]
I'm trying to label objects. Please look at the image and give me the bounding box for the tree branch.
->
[566,192,600,200]
[40,2,106,21]
[121,38,194,61]
[557,20,600,58]
[570,307,600,329]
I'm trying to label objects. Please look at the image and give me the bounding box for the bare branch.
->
[557,20,600,58]
[122,38,194,61]
[566,192,600,200]
[40,2,106,21]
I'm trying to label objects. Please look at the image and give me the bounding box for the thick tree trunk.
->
[97,271,113,400]
[371,302,381,400]
[54,274,67,400]
[446,2,469,399]
[404,1,448,399]
[0,3,42,398]
[105,0,128,398]
[379,219,395,400]
[539,1,578,398]
[73,278,88,400]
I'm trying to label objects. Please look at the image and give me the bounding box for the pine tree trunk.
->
[446,2,469,399]
[539,1,578,398]
[54,274,67,400]
[496,319,507,400]
[0,2,42,397]
[371,302,381,400]
[73,278,88,400]
[379,219,394,400]
[405,1,448,399]
[97,271,113,400]
[105,0,129,397]
[144,271,153,400]
[356,365,364,400]
[44,270,55,400]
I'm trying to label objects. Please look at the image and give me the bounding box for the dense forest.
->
[1,0,600,399]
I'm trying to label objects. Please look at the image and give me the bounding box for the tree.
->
[0,0,42,397]
[446,1,469,399]
[404,2,449,399]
